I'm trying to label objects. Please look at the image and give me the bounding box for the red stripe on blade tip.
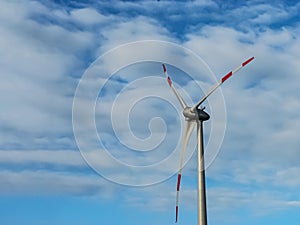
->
[167,76,172,86]
[175,206,178,222]
[177,174,181,191]
[162,64,167,73]
[242,57,254,66]
[221,71,233,83]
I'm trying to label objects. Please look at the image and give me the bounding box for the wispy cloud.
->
[1,1,300,224]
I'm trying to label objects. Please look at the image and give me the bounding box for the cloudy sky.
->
[1,0,300,225]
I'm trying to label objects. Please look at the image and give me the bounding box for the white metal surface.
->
[197,120,208,225]
[161,57,254,224]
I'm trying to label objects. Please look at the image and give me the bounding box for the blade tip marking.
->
[167,76,172,86]
[242,56,254,66]
[162,64,167,72]
[176,174,181,191]
[221,71,232,83]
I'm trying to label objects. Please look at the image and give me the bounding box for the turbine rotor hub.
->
[183,107,196,120]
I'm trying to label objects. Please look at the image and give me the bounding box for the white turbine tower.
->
[162,56,254,225]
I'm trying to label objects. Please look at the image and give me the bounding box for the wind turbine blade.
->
[192,57,254,111]
[162,64,187,109]
[175,120,195,222]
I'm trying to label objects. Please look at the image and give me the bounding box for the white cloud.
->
[98,16,173,53]
[0,150,85,167]
[249,3,290,25]
[70,8,108,25]
[1,1,300,222]
[0,0,96,148]
[0,169,115,197]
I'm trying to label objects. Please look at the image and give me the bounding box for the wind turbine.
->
[162,56,254,225]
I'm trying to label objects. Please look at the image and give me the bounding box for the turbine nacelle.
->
[183,107,210,121]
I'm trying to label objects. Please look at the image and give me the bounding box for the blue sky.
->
[1,0,300,225]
